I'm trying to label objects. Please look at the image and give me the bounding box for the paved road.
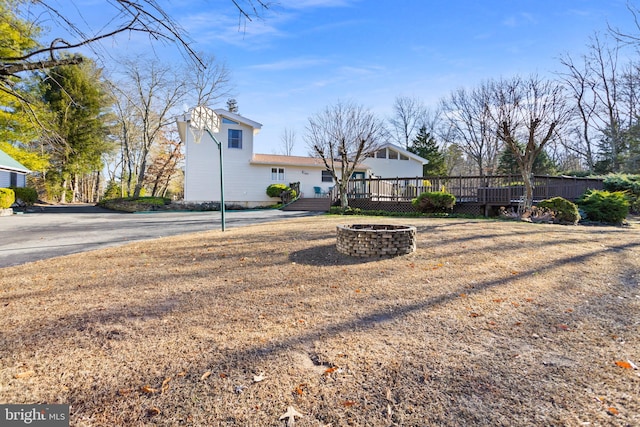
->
[0,205,321,268]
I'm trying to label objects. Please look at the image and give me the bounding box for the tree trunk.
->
[521,169,534,210]
[60,178,68,203]
[339,182,349,209]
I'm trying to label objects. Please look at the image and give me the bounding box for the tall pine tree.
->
[40,57,115,202]
[408,126,447,176]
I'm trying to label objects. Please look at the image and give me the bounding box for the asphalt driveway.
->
[0,204,321,268]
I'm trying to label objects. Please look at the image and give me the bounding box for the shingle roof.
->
[251,154,367,170]
[0,149,30,173]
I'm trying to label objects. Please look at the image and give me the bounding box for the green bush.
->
[577,189,630,224]
[536,197,580,225]
[10,187,38,206]
[0,188,15,209]
[266,183,289,198]
[412,190,456,213]
[266,184,297,201]
[103,180,122,200]
[603,174,640,214]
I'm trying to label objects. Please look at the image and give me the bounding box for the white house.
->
[0,148,30,188]
[178,109,427,207]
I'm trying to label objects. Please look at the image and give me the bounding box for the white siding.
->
[362,156,423,178]
[184,120,269,206]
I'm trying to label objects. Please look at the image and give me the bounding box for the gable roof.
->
[0,148,30,173]
[376,142,428,164]
[213,109,263,132]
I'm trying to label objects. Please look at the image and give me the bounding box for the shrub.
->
[536,197,580,225]
[10,186,38,206]
[103,180,122,200]
[603,174,640,214]
[266,183,289,198]
[577,189,629,224]
[412,190,456,213]
[266,184,297,202]
[0,188,15,209]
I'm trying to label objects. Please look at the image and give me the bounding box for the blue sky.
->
[53,0,639,155]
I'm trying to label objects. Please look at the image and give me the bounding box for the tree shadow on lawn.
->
[59,239,639,424]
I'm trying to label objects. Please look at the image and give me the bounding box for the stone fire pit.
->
[336,224,417,258]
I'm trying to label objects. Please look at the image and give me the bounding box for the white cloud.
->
[276,0,357,10]
[502,12,537,28]
[249,57,330,71]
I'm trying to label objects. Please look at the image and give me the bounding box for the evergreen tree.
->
[408,126,447,176]
[40,57,115,202]
[497,142,557,175]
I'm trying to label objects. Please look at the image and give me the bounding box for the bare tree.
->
[440,84,501,175]
[187,55,233,108]
[306,101,386,208]
[558,33,640,173]
[558,52,599,171]
[279,127,296,156]
[1,0,267,102]
[388,96,427,149]
[490,75,573,209]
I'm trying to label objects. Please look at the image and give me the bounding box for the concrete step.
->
[281,197,332,212]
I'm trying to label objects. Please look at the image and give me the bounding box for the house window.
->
[321,170,333,182]
[388,150,398,160]
[271,167,285,181]
[228,129,242,149]
[222,117,239,125]
[375,149,386,158]
[10,172,17,187]
[399,153,409,160]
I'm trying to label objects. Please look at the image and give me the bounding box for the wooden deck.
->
[331,174,604,216]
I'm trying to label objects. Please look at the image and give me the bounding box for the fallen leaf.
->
[140,385,156,394]
[355,289,361,293]
[219,372,227,379]
[146,407,160,417]
[342,400,357,407]
[14,370,35,379]
[525,298,534,302]
[511,302,520,307]
[118,388,131,396]
[615,360,632,369]
[469,312,480,318]
[200,371,211,381]
[324,367,337,375]
[492,299,504,303]
[253,373,266,383]
[554,324,569,331]
[279,405,304,427]
[161,377,171,393]
[294,384,306,395]
[459,293,467,298]
[607,407,619,416]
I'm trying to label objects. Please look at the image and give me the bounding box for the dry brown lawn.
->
[1,216,639,426]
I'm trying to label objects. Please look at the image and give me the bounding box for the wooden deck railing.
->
[336,175,604,205]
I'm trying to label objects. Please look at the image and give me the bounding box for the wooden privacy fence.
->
[333,175,604,215]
